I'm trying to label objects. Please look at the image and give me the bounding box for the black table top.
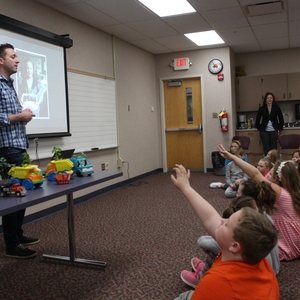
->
[0,171,122,216]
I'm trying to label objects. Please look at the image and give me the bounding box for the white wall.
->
[155,47,234,170]
[0,0,161,216]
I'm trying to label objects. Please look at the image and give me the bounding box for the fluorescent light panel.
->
[138,0,196,17]
[185,30,225,46]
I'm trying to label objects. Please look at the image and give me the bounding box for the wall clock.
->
[208,59,223,74]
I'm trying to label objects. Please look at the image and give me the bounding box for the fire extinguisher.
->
[219,109,228,133]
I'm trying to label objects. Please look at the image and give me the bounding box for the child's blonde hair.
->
[259,158,273,170]
[235,147,244,157]
[267,149,278,164]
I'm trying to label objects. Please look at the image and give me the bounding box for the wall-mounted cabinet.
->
[287,73,300,100]
[236,76,262,112]
[262,74,287,101]
[237,73,300,112]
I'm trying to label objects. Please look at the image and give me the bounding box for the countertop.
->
[236,126,300,132]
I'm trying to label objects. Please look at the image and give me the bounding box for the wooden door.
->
[164,78,203,171]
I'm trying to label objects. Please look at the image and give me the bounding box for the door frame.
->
[159,74,207,173]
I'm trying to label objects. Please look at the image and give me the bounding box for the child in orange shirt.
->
[172,164,279,300]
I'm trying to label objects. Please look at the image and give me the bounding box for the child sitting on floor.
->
[257,157,273,179]
[180,180,280,289]
[210,139,247,189]
[171,164,279,300]
[224,148,248,198]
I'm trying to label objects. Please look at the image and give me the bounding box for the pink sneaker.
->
[181,270,199,289]
[191,257,204,273]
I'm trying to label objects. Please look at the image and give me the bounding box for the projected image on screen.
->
[15,49,49,118]
[0,21,71,138]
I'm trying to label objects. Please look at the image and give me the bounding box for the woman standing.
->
[255,92,284,155]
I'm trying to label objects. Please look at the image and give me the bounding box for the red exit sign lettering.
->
[174,57,190,70]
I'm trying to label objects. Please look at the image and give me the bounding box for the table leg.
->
[43,192,107,267]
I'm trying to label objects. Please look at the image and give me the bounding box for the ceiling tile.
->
[288,0,300,21]
[130,39,171,53]
[100,24,147,41]
[188,0,239,11]
[289,20,300,36]
[217,27,256,43]
[84,0,156,23]
[259,36,289,51]
[36,0,79,6]
[33,0,300,54]
[230,41,262,53]
[252,22,288,39]
[153,35,198,50]
[201,7,249,30]
[53,2,120,27]
[289,35,300,48]
[162,13,212,34]
[126,19,179,38]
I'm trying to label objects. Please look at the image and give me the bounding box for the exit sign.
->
[173,57,190,70]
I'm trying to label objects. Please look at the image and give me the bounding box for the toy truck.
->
[8,165,44,190]
[45,159,74,181]
[54,172,71,185]
[0,183,27,197]
[70,156,94,177]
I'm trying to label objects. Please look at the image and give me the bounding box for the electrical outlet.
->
[105,162,110,170]
[101,163,105,171]
[117,157,124,168]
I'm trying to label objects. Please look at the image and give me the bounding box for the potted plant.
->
[52,147,62,161]
[0,157,15,184]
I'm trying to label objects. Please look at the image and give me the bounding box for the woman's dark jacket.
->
[255,104,284,132]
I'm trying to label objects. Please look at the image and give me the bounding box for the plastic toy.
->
[54,172,71,184]
[0,183,27,197]
[8,165,44,190]
[45,159,74,181]
[70,156,94,177]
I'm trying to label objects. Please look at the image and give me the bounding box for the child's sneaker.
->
[181,270,199,289]
[191,257,204,273]
[209,182,222,189]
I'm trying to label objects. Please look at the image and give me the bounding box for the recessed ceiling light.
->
[138,0,196,17]
[185,31,225,46]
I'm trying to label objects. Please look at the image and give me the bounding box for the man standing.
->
[0,43,39,258]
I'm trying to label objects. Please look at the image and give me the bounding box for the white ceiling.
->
[35,0,300,54]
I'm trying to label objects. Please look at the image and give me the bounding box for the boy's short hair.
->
[233,207,278,264]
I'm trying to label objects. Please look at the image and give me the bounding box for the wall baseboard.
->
[0,169,163,234]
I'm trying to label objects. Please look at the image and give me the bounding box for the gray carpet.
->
[0,171,299,299]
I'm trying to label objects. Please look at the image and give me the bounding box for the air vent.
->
[247,1,283,16]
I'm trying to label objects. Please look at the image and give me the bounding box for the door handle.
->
[198,124,202,133]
